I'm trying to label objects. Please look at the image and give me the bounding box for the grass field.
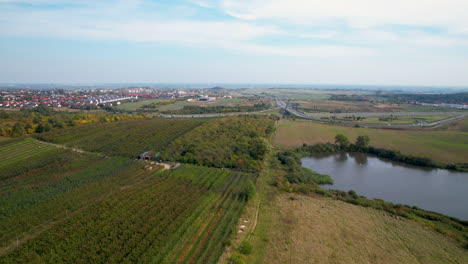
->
[294,99,403,113]
[115,98,170,111]
[34,119,205,158]
[239,89,371,100]
[0,137,254,263]
[355,115,458,124]
[247,191,468,264]
[403,106,468,112]
[157,98,246,111]
[273,119,468,163]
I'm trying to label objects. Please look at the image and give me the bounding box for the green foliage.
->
[355,135,370,150]
[229,252,246,264]
[334,133,349,149]
[367,146,439,168]
[0,107,144,137]
[242,180,256,201]
[238,241,253,255]
[11,123,25,137]
[162,103,269,114]
[162,116,276,171]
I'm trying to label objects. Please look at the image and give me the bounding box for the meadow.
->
[273,119,468,163]
[34,119,205,158]
[115,98,174,111]
[239,88,371,100]
[0,137,255,263]
[293,99,403,113]
[157,98,246,111]
[246,192,468,264]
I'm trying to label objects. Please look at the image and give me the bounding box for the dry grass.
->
[251,192,467,264]
[273,119,468,163]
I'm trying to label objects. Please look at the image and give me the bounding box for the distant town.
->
[0,87,224,109]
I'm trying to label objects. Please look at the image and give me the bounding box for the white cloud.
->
[188,0,216,8]
[221,0,468,33]
[0,2,375,58]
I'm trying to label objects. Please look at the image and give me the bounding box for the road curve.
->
[276,99,467,129]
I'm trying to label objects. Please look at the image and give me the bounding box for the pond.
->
[302,153,468,220]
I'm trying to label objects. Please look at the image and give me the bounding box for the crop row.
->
[34,119,205,158]
[1,161,255,264]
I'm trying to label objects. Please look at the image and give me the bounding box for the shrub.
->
[229,252,246,264]
[238,241,253,255]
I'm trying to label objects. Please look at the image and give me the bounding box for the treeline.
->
[161,103,269,115]
[162,115,277,171]
[0,107,145,137]
[383,92,468,104]
[276,144,337,187]
[334,133,468,171]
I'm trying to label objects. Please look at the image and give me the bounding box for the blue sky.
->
[1,0,468,86]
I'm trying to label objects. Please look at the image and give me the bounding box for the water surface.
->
[302,153,468,220]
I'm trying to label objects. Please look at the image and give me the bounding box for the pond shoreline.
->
[302,152,468,220]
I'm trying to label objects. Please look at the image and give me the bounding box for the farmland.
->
[115,98,174,111]
[0,136,255,263]
[34,119,205,158]
[293,99,404,113]
[273,119,468,165]
[157,98,246,111]
[239,88,371,100]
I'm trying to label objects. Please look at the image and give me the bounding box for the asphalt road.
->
[276,99,467,128]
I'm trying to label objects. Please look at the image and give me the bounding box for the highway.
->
[276,99,467,128]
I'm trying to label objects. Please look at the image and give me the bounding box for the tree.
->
[35,123,45,133]
[11,123,25,137]
[334,134,350,149]
[355,135,370,150]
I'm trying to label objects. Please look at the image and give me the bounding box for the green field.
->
[0,137,254,263]
[157,98,246,111]
[239,89,370,100]
[34,119,205,158]
[115,98,169,111]
[349,115,458,125]
[273,119,468,163]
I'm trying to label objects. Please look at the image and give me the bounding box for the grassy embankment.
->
[273,119,468,164]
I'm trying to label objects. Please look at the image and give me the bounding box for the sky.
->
[1,0,468,86]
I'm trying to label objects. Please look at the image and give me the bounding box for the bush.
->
[238,241,253,255]
[229,252,246,264]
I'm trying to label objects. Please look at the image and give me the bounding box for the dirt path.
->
[36,139,110,158]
